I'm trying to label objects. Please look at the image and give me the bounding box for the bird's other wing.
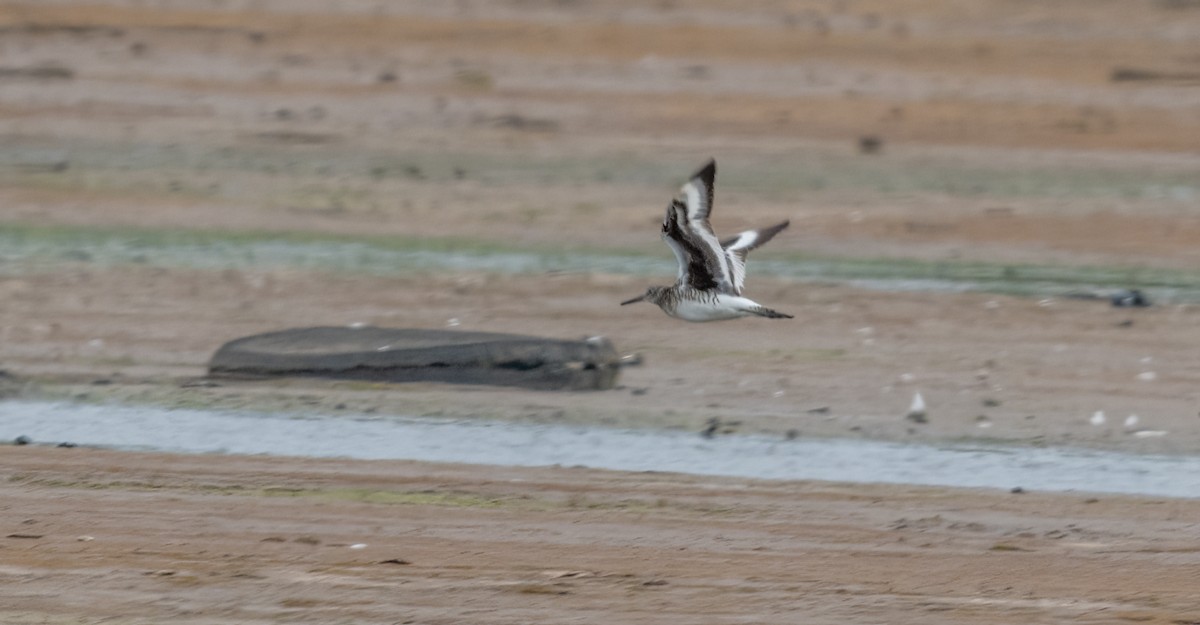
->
[677,159,734,292]
[661,202,689,283]
[720,220,790,295]
[663,200,719,291]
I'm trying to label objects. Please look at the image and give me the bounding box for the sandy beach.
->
[4,447,1200,624]
[2,1,1200,622]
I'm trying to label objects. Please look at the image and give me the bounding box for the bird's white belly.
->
[670,295,753,322]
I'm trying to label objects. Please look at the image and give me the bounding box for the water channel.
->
[3,400,1198,499]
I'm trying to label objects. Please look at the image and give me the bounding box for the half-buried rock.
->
[208,326,621,390]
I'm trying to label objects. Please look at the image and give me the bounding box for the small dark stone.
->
[858,135,883,154]
[1010,486,1025,494]
[377,71,398,83]
[1110,289,1150,308]
[56,442,77,448]
[14,435,31,446]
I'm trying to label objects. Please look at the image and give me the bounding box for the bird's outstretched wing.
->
[673,159,735,293]
[662,201,719,291]
[720,220,790,295]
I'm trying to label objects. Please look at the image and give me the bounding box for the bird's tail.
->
[748,306,793,319]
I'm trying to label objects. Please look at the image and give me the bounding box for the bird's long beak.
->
[620,294,646,306]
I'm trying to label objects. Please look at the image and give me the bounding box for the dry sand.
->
[4,447,1200,625]
[2,1,1200,622]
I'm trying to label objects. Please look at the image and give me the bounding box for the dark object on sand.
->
[1110,289,1150,308]
[14,435,31,446]
[208,326,621,391]
[858,135,883,154]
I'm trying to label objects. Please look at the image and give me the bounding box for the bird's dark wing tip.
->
[692,159,716,188]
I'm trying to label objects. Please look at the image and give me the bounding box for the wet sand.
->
[5,447,1200,625]
[2,1,1200,622]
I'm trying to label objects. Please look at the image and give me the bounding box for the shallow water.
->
[3,400,1198,498]
[4,230,1197,302]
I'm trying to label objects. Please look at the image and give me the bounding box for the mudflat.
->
[4,447,1200,625]
[2,1,1200,622]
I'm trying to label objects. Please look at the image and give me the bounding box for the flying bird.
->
[621,160,792,321]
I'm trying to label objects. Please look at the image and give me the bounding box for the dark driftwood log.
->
[208,326,621,391]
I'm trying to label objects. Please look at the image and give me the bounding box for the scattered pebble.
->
[1111,289,1150,308]
[620,353,644,367]
[858,135,883,154]
[1089,411,1106,426]
[349,543,368,550]
[1136,371,1157,381]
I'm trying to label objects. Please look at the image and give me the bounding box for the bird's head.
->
[621,286,669,307]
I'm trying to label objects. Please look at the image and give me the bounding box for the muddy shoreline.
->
[4,447,1200,625]
[3,1,1200,621]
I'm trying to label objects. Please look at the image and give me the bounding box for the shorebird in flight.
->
[621,159,792,322]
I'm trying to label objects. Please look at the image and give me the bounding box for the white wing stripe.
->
[724,228,759,294]
[725,230,757,252]
[681,178,733,292]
